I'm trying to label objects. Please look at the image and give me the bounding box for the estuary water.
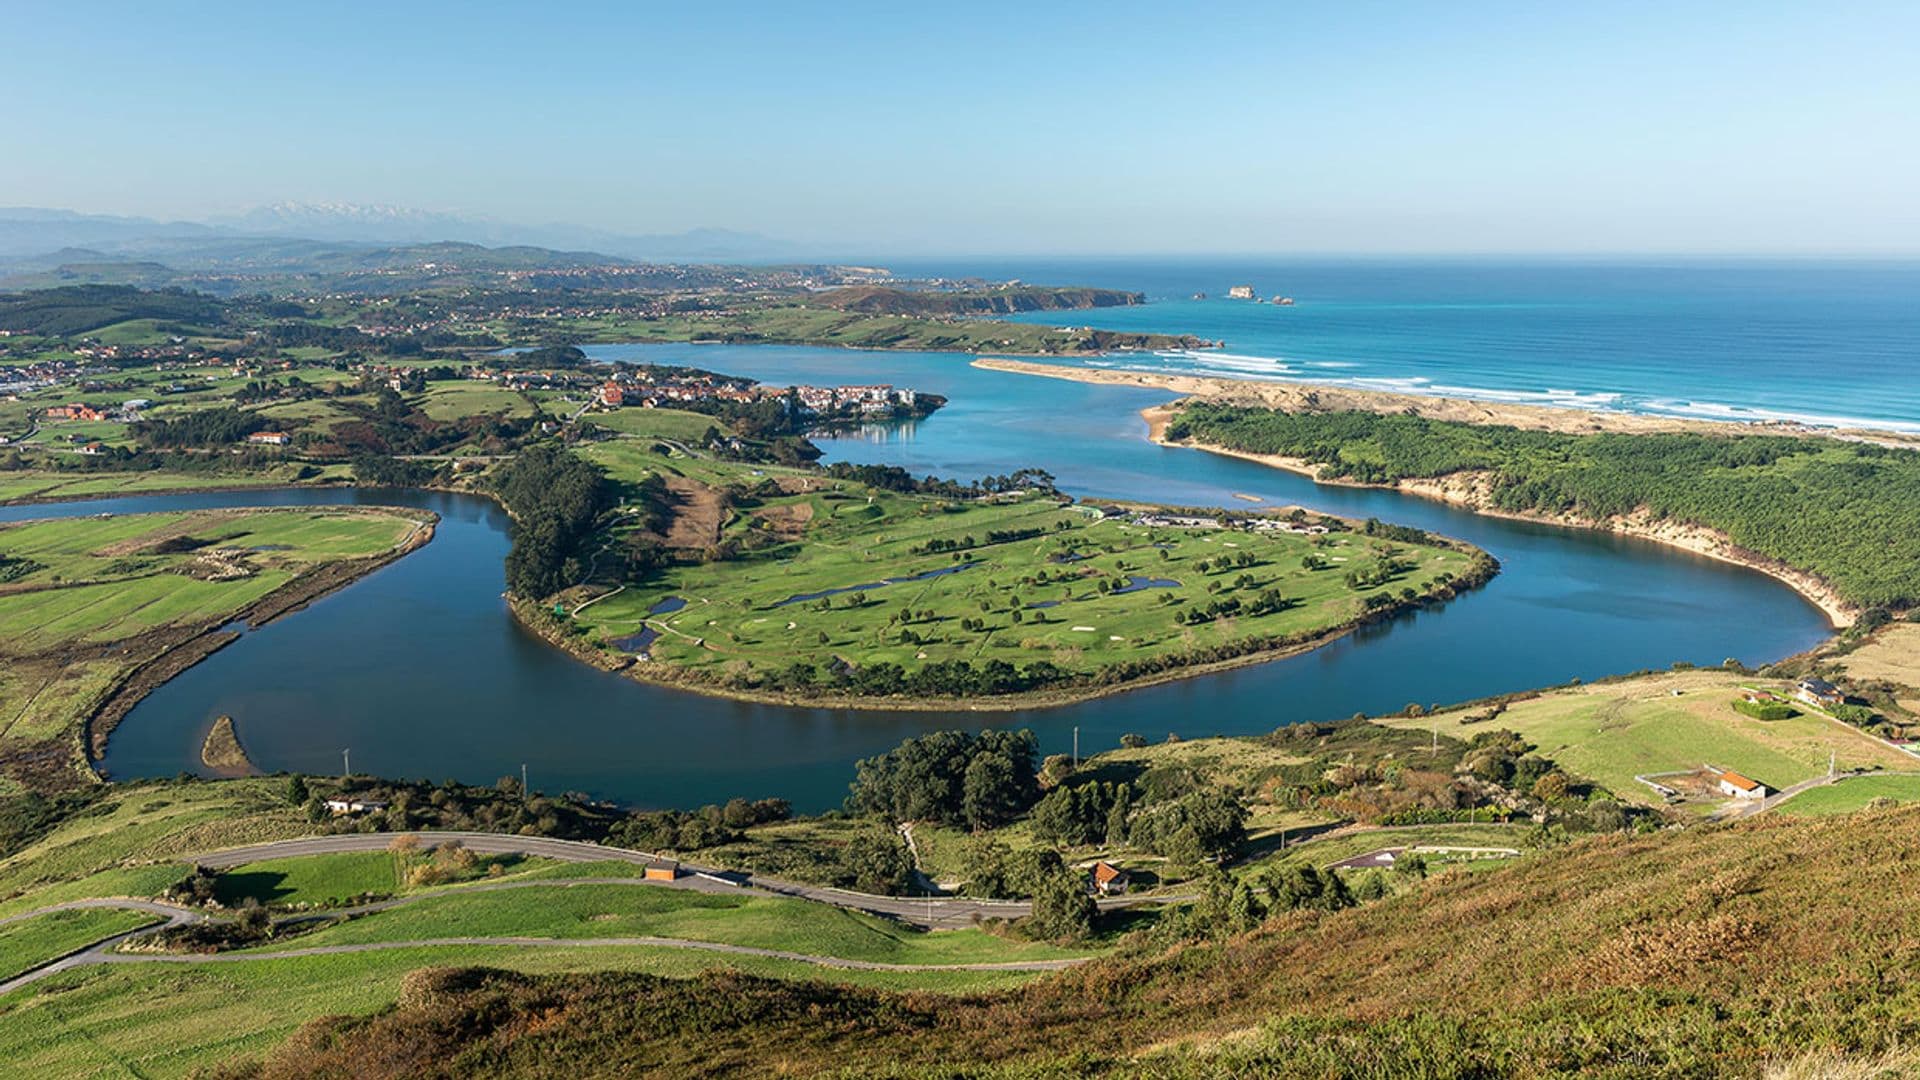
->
[9,333,1836,811]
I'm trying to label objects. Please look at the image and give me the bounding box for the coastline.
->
[974,356,1920,450]
[1132,402,1857,628]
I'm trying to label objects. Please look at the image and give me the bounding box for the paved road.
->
[0,898,204,996]
[182,831,1150,929]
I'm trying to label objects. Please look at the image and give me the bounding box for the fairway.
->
[1384,672,1916,804]
[569,449,1483,701]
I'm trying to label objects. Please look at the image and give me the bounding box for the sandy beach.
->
[973,357,1920,448]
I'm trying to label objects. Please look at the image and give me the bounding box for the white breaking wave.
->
[1073,350,1920,435]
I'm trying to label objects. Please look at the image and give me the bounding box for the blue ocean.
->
[880,257,1920,432]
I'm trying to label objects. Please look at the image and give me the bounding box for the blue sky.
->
[9,1,1917,254]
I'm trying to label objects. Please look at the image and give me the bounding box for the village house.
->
[1795,677,1845,708]
[1088,861,1131,896]
[1714,769,1769,800]
[600,381,625,407]
[246,431,292,447]
[322,797,389,815]
[43,403,106,422]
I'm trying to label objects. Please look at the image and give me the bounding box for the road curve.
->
[0,898,203,996]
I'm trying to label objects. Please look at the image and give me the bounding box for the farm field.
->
[1831,623,1920,712]
[1381,671,1915,804]
[0,467,333,504]
[567,451,1483,699]
[0,507,421,647]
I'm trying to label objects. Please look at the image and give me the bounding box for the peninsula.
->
[976,358,1920,627]
[509,447,1494,709]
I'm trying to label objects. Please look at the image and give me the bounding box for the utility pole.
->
[522,763,529,801]
[1072,726,1079,768]
[342,748,350,777]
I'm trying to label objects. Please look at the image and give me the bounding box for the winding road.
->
[0,830,1170,996]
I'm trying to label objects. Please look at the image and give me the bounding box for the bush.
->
[1733,698,1798,721]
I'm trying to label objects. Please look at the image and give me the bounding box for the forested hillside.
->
[0,284,226,335]
[1166,404,1920,611]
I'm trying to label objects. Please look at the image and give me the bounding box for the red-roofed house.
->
[1089,861,1132,896]
[1715,770,1768,800]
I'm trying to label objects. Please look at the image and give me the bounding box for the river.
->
[4,344,1833,811]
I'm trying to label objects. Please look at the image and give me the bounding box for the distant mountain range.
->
[0,204,803,264]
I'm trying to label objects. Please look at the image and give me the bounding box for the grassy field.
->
[508,305,1202,355]
[1774,773,1920,816]
[568,449,1480,696]
[0,907,158,981]
[0,507,419,649]
[1832,623,1920,712]
[0,940,1038,1079]
[0,468,328,505]
[412,382,536,421]
[1381,671,1916,806]
[241,880,1093,965]
[586,405,722,441]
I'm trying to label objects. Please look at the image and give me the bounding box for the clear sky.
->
[9,1,1917,254]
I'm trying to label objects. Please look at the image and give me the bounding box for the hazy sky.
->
[9,1,1917,254]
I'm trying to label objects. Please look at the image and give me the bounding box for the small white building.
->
[1715,770,1768,800]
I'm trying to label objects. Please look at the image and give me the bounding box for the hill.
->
[811,285,1144,316]
[209,804,1920,1078]
[0,284,225,336]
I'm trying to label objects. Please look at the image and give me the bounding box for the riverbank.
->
[1134,403,1857,628]
[974,357,1920,449]
[71,507,440,777]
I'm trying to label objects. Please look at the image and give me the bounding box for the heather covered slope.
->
[213,806,1920,1078]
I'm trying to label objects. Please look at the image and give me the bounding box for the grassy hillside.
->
[203,804,1920,1078]
[1166,403,1920,610]
[0,285,224,336]
[1379,670,1915,811]
[809,285,1144,316]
